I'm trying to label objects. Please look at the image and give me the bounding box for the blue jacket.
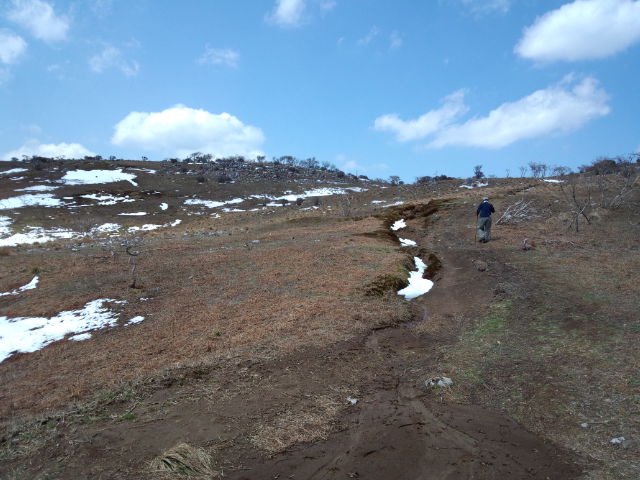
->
[477,200,495,218]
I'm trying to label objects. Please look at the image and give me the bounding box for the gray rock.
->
[426,376,453,388]
[472,260,488,272]
[622,439,636,450]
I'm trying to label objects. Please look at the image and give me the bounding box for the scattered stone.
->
[426,377,453,388]
[472,260,488,272]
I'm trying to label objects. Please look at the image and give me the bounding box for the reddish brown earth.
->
[3,167,639,479]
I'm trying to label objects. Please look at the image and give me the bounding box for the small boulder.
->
[426,376,453,388]
[472,260,488,272]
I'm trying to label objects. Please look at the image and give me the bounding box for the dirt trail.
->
[230,327,580,480]
[228,244,582,479]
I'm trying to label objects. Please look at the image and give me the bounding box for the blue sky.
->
[0,0,639,180]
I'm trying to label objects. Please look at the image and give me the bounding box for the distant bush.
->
[580,154,638,176]
[415,174,453,185]
[196,176,206,183]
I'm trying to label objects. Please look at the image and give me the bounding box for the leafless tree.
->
[123,236,144,288]
[560,177,591,232]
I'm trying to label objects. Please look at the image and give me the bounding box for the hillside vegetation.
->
[0,157,638,479]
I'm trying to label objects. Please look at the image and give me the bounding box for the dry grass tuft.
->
[149,442,219,478]
[250,394,344,454]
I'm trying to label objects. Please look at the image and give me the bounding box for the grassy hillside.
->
[0,159,638,479]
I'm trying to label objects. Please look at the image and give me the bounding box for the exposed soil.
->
[2,160,639,479]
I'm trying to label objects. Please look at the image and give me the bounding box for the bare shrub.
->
[340,194,353,217]
[496,200,536,225]
[595,173,639,208]
[560,176,592,232]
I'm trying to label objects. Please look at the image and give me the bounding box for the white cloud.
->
[429,76,610,148]
[515,0,640,62]
[111,105,265,158]
[267,0,306,27]
[373,90,469,142]
[320,0,337,13]
[389,31,403,50]
[198,47,239,68]
[460,0,511,14]
[3,140,95,160]
[0,30,27,64]
[357,25,380,46]
[89,46,139,76]
[7,0,69,43]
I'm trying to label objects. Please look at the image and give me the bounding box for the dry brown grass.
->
[149,442,220,478]
[428,180,640,479]
[0,212,410,420]
[250,393,346,454]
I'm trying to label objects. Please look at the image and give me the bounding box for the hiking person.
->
[476,196,495,243]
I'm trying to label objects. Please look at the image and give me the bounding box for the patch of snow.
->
[92,223,121,233]
[9,177,25,180]
[185,199,227,209]
[129,168,156,174]
[127,316,145,325]
[15,185,59,192]
[383,201,404,207]
[399,238,417,247]
[398,257,434,300]
[610,437,625,444]
[0,299,127,362]
[346,397,358,405]
[459,181,488,189]
[128,224,161,232]
[169,219,181,227]
[69,333,91,341]
[0,276,39,297]
[276,187,366,202]
[222,208,244,213]
[61,169,138,186]
[0,227,76,247]
[1,168,28,175]
[371,200,384,204]
[391,219,406,231]
[543,179,565,183]
[80,194,135,206]
[160,203,168,210]
[0,193,64,210]
[118,212,147,216]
